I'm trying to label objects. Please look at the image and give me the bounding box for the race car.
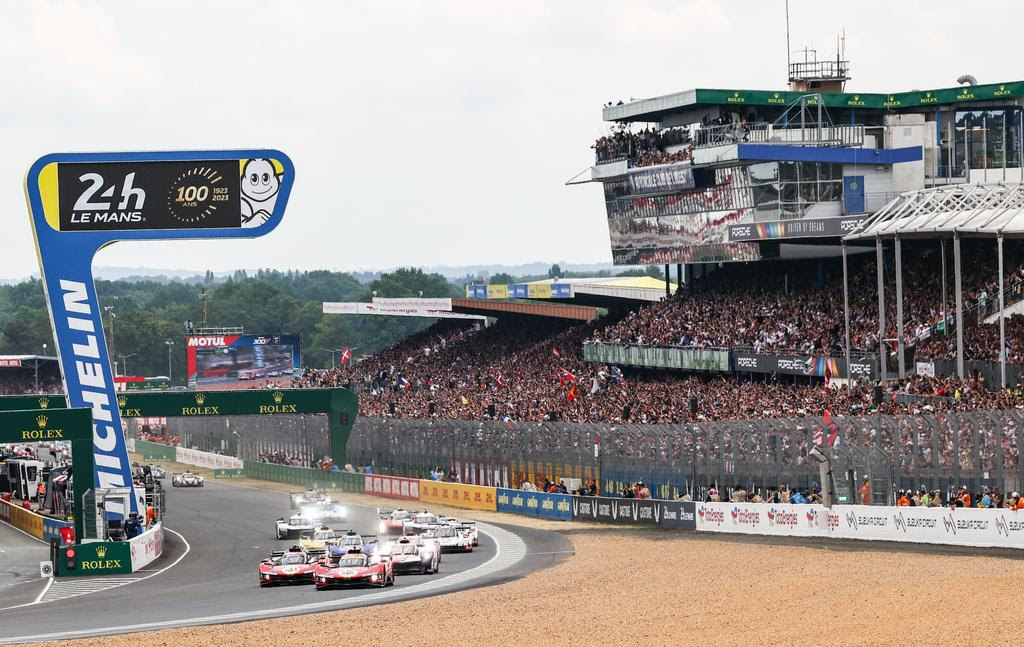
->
[405,511,440,534]
[171,471,204,487]
[148,464,167,479]
[275,514,322,540]
[291,488,331,510]
[378,507,411,521]
[373,537,439,575]
[300,527,341,551]
[313,547,394,589]
[258,546,319,587]
[437,516,479,546]
[375,518,406,541]
[433,524,474,553]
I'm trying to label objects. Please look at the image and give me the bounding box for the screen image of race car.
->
[187,333,301,386]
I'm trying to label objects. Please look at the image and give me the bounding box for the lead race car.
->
[313,547,394,589]
[258,546,320,587]
[171,471,204,487]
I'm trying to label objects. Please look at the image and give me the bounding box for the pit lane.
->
[0,480,569,643]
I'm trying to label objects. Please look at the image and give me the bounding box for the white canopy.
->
[844,182,1024,240]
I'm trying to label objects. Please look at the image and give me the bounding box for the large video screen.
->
[186,334,301,387]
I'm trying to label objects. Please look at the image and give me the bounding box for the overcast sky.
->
[0,0,1020,278]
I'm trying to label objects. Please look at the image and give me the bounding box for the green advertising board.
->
[583,343,730,372]
[213,468,245,479]
[694,80,1024,111]
[56,539,132,577]
[0,388,359,466]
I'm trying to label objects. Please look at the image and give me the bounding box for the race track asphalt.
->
[0,519,49,609]
[0,480,571,643]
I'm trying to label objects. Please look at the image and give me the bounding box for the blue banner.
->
[25,150,294,516]
[43,516,73,543]
[496,488,573,520]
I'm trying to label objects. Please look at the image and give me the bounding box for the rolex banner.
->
[57,540,132,577]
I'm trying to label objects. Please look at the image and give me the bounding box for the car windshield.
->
[315,530,335,540]
[291,518,311,525]
[336,556,366,567]
[279,553,306,565]
[399,545,418,555]
[436,527,454,537]
[341,536,362,546]
[414,515,435,524]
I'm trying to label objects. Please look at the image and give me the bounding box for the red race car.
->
[314,547,394,589]
[258,546,319,587]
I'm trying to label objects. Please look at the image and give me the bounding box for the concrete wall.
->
[884,114,926,192]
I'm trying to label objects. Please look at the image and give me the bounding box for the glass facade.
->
[748,161,843,220]
[942,107,1024,176]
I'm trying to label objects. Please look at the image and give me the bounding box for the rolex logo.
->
[36,415,48,428]
[272,391,284,404]
[117,394,128,408]
[195,393,206,405]
[38,397,49,409]
[95,545,107,559]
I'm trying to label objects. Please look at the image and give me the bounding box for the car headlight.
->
[370,573,379,581]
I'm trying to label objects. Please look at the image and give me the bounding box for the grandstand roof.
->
[451,298,598,322]
[527,276,674,305]
[843,182,1024,240]
[604,80,1024,123]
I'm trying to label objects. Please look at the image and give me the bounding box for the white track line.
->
[0,527,190,613]
[1,522,526,644]
[0,517,48,544]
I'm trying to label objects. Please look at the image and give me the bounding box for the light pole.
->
[118,353,137,377]
[34,343,47,393]
[103,304,116,375]
[165,340,175,383]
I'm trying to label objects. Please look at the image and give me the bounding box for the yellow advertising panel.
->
[527,284,552,299]
[418,480,497,511]
[486,284,509,299]
[9,504,45,539]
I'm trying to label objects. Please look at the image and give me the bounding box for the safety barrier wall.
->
[213,468,246,479]
[418,480,497,511]
[695,501,827,537]
[0,497,45,539]
[135,439,177,462]
[241,462,364,492]
[43,516,74,543]
[496,488,573,520]
[365,474,419,501]
[129,521,164,571]
[175,446,244,470]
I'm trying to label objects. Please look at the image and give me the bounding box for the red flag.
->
[558,368,576,386]
[496,373,507,389]
[552,346,561,357]
[340,347,351,366]
[823,358,832,387]
[567,383,579,402]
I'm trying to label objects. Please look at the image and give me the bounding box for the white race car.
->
[437,517,478,546]
[171,471,205,487]
[405,511,440,534]
[374,537,439,574]
[433,524,474,552]
[378,507,411,522]
[276,515,322,540]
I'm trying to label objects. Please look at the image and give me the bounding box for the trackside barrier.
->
[135,440,177,462]
[175,447,243,470]
[241,462,364,492]
[419,480,496,511]
[365,474,419,500]
[832,504,1024,548]
[496,488,573,520]
[213,468,246,479]
[43,516,74,543]
[129,521,164,571]
[695,501,828,537]
[0,497,45,539]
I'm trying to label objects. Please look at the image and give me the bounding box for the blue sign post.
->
[24,150,294,516]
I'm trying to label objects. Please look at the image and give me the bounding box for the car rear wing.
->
[376,507,393,519]
[269,550,285,558]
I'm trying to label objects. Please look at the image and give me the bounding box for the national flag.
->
[552,346,561,357]
[567,383,579,402]
[823,358,832,387]
[496,373,507,389]
[398,376,411,389]
[558,368,576,386]
[340,347,351,366]
[610,366,627,388]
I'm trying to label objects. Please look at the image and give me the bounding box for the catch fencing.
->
[136,409,1024,504]
[346,411,1024,503]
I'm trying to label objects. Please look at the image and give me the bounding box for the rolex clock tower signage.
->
[25,150,295,515]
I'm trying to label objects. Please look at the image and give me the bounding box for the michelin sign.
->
[25,150,294,515]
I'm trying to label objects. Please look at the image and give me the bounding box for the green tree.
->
[547,263,563,279]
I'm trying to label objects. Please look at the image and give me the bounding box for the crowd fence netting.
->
[129,411,1024,504]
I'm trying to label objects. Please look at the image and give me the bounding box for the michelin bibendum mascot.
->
[241,158,282,227]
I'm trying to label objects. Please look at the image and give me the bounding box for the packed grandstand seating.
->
[593,243,1024,360]
[593,126,693,167]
